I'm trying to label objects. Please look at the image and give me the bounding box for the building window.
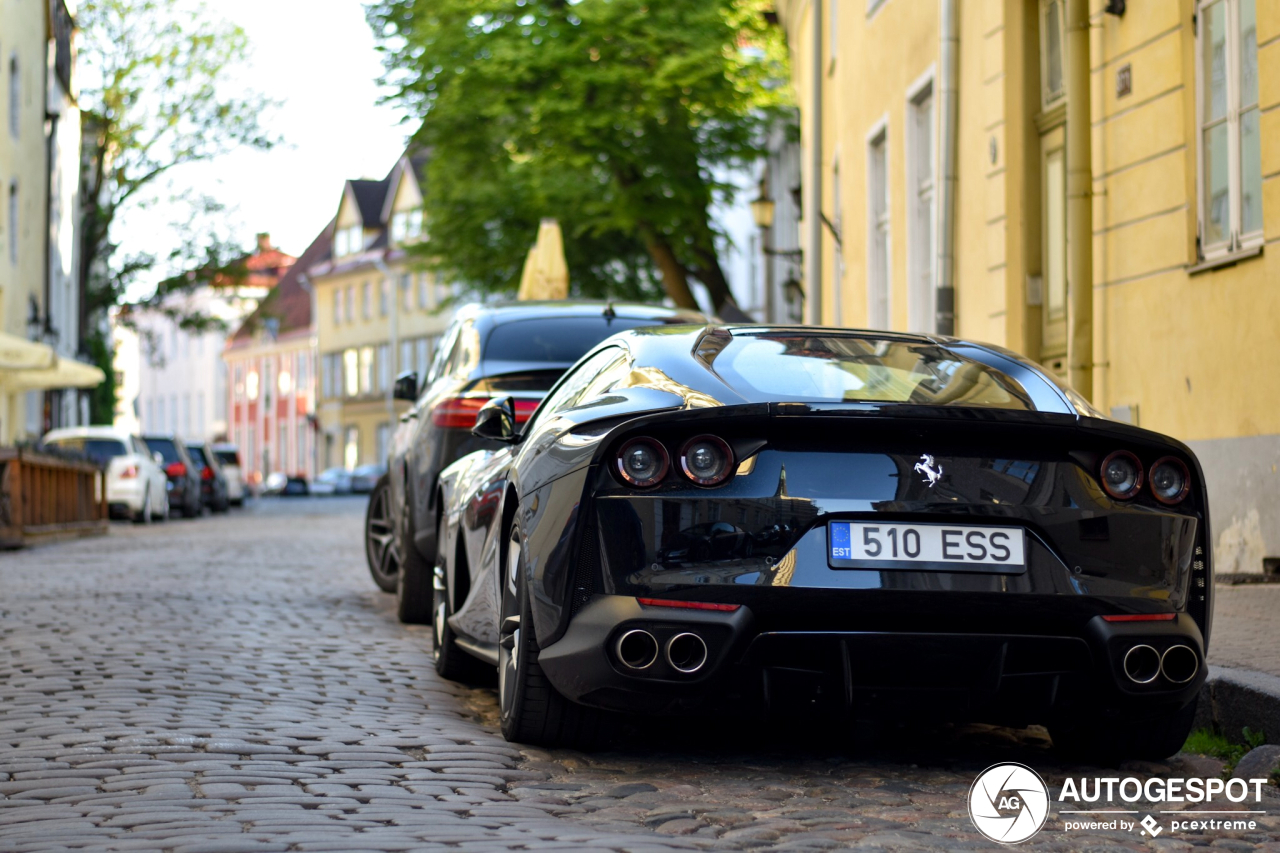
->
[333,288,342,325]
[402,273,414,311]
[391,209,423,245]
[359,346,374,394]
[908,82,935,333]
[1045,148,1067,319]
[279,422,289,473]
[334,224,362,257]
[377,343,390,391]
[379,277,389,316]
[418,273,431,309]
[146,399,154,431]
[343,349,359,397]
[867,126,890,329]
[417,337,430,381]
[196,395,204,436]
[8,54,18,139]
[829,0,838,62]
[362,280,372,319]
[401,340,413,378]
[296,352,309,398]
[345,285,354,322]
[344,425,359,470]
[1041,0,1065,107]
[375,422,391,464]
[1198,0,1261,257]
[298,422,308,475]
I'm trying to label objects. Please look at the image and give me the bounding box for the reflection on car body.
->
[429,324,1212,762]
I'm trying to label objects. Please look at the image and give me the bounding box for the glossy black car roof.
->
[452,299,708,327]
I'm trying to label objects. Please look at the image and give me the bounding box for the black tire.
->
[433,511,488,681]
[395,488,434,624]
[1051,699,1198,764]
[499,521,614,749]
[365,475,400,593]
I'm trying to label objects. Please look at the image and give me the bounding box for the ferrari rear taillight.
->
[1101,613,1177,623]
[1100,450,1142,500]
[615,437,669,488]
[679,435,734,486]
[433,397,540,429]
[165,462,186,478]
[1149,456,1190,505]
[637,597,741,612]
[119,465,138,479]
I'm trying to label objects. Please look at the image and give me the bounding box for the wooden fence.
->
[0,448,108,548]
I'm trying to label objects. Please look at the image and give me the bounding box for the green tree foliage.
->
[77,0,277,420]
[367,0,788,316]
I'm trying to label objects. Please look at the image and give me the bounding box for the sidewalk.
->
[1211,584,1280,676]
[1202,584,1280,740]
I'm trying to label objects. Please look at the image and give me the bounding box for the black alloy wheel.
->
[365,475,400,593]
[432,511,487,680]
[395,488,434,624]
[498,521,613,748]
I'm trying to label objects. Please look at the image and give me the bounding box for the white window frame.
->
[866,118,891,330]
[905,69,936,334]
[1195,0,1262,261]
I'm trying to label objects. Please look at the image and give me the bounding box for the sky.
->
[119,0,411,293]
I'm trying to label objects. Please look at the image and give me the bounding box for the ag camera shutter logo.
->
[969,763,1050,843]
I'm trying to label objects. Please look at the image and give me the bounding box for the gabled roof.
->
[227,221,334,349]
[380,146,432,223]
[348,178,391,227]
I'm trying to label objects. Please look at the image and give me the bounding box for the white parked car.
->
[41,426,169,523]
[211,442,246,506]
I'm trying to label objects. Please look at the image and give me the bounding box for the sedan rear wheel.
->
[499,521,613,749]
[365,475,399,593]
[395,491,434,624]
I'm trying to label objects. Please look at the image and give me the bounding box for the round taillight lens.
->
[616,438,668,488]
[1100,450,1143,500]
[1149,456,1190,505]
[679,435,734,487]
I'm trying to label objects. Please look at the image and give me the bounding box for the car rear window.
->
[47,438,127,466]
[214,449,240,466]
[483,317,656,364]
[187,446,209,467]
[144,438,181,464]
[711,333,1035,410]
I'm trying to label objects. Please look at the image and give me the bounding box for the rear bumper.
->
[538,594,1205,724]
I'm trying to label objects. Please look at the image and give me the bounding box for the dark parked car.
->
[430,325,1212,761]
[351,464,385,494]
[365,301,707,611]
[186,441,230,513]
[142,434,203,518]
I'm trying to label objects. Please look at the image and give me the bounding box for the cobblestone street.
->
[2,498,1278,852]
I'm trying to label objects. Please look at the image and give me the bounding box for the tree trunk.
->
[640,226,700,311]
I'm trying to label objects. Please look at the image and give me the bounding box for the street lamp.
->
[750,195,776,230]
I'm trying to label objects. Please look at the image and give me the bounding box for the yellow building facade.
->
[776,0,1280,573]
[311,153,455,470]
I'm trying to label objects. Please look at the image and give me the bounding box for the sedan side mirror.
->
[393,371,418,401]
[153,452,164,466]
[472,396,520,443]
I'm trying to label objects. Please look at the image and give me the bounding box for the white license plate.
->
[828,521,1026,573]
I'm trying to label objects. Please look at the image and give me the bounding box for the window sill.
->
[1187,244,1263,276]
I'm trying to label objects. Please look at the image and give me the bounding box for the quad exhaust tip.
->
[1161,644,1199,684]
[1123,644,1161,684]
[616,629,659,670]
[666,632,708,674]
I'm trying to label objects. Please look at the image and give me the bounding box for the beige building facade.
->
[311,152,455,470]
[774,0,1280,574]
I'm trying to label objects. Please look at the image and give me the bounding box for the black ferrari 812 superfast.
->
[430,325,1211,760]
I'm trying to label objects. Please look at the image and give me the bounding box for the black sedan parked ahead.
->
[142,434,203,518]
[365,300,707,620]
[431,325,1211,761]
[186,441,230,513]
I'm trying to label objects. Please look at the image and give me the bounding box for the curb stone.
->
[1197,665,1280,744]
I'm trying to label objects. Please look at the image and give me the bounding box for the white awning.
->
[0,332,56,371]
